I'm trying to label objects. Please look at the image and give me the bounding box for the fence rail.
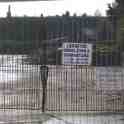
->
[0,55,123,112]
[0,54,123,124]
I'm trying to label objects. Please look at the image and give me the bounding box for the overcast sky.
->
[0,0,114,17]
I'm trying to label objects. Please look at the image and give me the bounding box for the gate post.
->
[40,65,49,112]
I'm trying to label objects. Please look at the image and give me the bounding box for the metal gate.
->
[0,2,124,123]
[0,55,124,124]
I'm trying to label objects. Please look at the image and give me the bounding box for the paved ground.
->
[43,113,124,124]
[0,110,52,123]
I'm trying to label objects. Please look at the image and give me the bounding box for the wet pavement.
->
[43,113,124,124]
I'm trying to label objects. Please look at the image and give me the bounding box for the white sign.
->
[62,43,92,65]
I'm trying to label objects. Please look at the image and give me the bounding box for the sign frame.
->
[62,42,92,65]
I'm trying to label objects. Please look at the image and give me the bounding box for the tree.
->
[94,9,102,17]
[116,17,124,51]
[107,0,124,50]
